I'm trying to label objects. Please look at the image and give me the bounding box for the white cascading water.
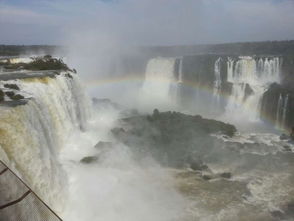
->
[276,94,283,128]
[178,58,184,83]
[213,58,222,108]
[276,93,289,129]
[140,57,178,109]
[224,56,280,122]
[0,72,92,216]
[282,94,289,127]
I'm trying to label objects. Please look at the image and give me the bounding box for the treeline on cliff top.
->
[1,40,294,57]
[141,40,294,57]
[3,55,72,72]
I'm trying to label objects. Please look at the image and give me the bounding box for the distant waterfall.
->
[224,56,280,122]
[0,72,92,213]
[213,58,222,107]
[276,93,289,129]
[140,57,178,107]
[178,58,184,83]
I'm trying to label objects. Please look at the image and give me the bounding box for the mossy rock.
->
[5,91,15,98]
[11,94,24,100]
[112,109,236,168]
[4,84,19,90]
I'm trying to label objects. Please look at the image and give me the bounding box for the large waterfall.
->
[224,56,281,122]
[140,57,178,109]
[213,57,222,108]
[141,56,282,125]
[0,72,91,216]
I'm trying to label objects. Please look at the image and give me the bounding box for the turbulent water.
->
[0,72,91,215]
[0,56,293,221]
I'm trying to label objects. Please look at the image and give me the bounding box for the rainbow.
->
[84,74,286,132]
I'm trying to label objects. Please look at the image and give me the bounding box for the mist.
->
[1,0,294,220]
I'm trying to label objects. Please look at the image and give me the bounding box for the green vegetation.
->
[4,84,20,90]
[111,110,236,168]
[4,55,71,71]
[0,45,61,56]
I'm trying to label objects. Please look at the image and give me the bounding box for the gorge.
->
[0,41,294,221]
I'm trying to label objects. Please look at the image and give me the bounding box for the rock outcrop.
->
[111,109,236,168]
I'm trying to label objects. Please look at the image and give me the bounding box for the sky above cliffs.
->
[0,0,294,45]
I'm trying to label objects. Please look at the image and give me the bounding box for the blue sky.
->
[0,0,294,45]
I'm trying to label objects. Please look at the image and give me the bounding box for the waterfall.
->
[276,94,283,128]
[276,93,289,129]
[282,94,289,128]
[140,57,178,108]
[224,56,280,122]
[213,58,222,107]
[0,72,92,214]
[227,57,234,82]
[178,58,183,83]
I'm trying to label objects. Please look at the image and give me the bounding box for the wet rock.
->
[220,172,232,179]
[283,145,291,152]
[5,91,24,100]
[5,91,15,98]
[244,83,254,101]
[112,110,236,168]
[80,156,98,164]
[202,175,212,180]
[190,161,208,171]
[4,84,20,90]
[11,94,24,100]
[65,73,73,79]
[285,201,294,216]
[270,210,285,220]
[0,89,4,102]
[280,134,289,140]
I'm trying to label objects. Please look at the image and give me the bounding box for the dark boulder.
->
[5,91,24,100]
[11,94,24,100]
[4,84,19,90]
[80,156,98,164]
[189,160,209,171]
[270,210,285,220]
[219,172,232,179]
[260,83,294,130]
[280,134,289,140]
[244,83,254,101]
[283,145,291,152]
[5,91,15,98]
[0,89,4,102]
[65,73,73,79]
[202,175,212,180]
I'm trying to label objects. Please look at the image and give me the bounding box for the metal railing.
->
[0,160,63,221]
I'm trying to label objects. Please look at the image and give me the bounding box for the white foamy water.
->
[0,72,92,214]
[140,57,178,110]
[59,104,188,221]
[223,56,281,123]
